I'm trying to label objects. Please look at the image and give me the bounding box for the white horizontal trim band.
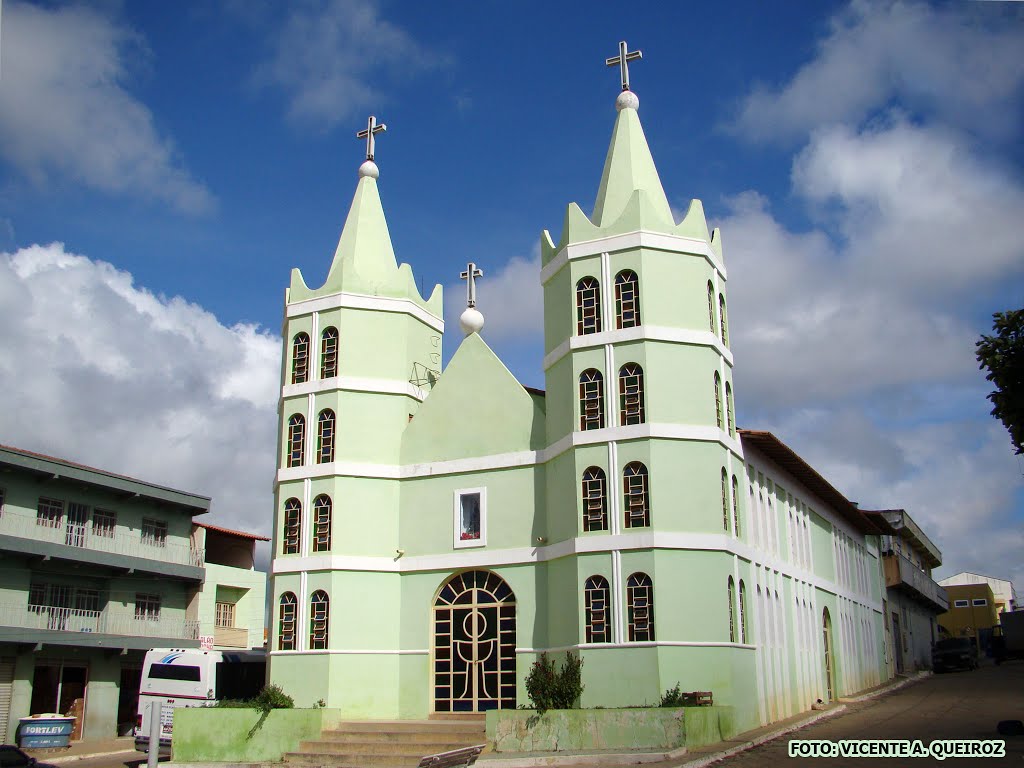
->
[287,292,444,333]
[542,325,734,371]
[516,641,757,653]
[282,375,428,402]
[269,649,428,656]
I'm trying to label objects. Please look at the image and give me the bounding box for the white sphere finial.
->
[358,160,379,179]
[459,307,485,336]
[616,90,639,112]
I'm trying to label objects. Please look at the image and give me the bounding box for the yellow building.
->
[938,584,1000,655]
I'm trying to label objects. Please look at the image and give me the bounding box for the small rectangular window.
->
[954,599,969,608]
[453,489,486,548]
[92,509,117,538]
[141,518,168,547]
[135,593,161,620]
[972,598,988,607]
[215,601,236,628]
[36,497,64,528]
[148,664,201,681]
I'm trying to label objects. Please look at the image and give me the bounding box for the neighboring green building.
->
[268,61,890,735]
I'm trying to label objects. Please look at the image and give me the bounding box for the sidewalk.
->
[23,736,138,765]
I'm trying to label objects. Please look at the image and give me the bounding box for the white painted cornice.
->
[287,292,444,333]
[542,325,734,371]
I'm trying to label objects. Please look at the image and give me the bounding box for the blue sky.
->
[0,0,1022,585]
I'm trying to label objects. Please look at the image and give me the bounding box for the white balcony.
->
[0,510,204,568]
[0,604,200,640]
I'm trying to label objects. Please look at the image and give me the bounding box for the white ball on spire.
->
[459,308,485,336]
[358,160,379,179]
[616,90,639,111]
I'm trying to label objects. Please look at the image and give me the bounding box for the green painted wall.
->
[173,708,346,763]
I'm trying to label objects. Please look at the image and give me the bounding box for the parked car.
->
[932,637,979,672]
[0,745,60,768]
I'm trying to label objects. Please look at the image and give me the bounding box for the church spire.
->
[591,42,674,229]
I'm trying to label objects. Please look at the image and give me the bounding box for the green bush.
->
[659,683,685,707]
[525,652,584,714]
[254,684,294,714]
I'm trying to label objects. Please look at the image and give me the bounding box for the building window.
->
[615,270,641,329]
[291,332,310,384]
[582,467,608,532]
[714,373,723,430]
[287,414,305,467]
[721,469,730,532]
[310,590,330,650]
[320,327,339,379]
[0,487,5,516]
[317,409,336,464]
[283,498,301,554]
[618,363,645,425]
[135,594,161,621]
[627,572,654,641]
[312,494,332,553]
[576,277,602,335]
[732,475,741,537]
[739,580,748,643]
[584,576,611,643]
[141,519,167,547]
[36,497,64,529]
[972,598,988,607]
[725,382,735,436]
[623,462,650,528]
[707,281,716,335]
[953,599,968,608]
[728,577,736,643]
[719,294,729,347]
[92,508,116,538]
[454,488,486,548]
[579,369,605,430]
[76,589,100,614]
[278,592,297,650]
[215,602,236,628]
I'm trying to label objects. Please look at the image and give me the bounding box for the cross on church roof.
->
[460,262,483,309]
[606,41,642,92]
[356,115,387,161]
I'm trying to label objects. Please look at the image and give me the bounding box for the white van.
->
[134,648,266,754]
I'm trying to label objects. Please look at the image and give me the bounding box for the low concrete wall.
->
[172,708,344,763]
[486,706,735,753]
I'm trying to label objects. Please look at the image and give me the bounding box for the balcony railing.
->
[214,626,249,648]
[0,604,200,640]
[0,510,204,568]
[882,553,949,611]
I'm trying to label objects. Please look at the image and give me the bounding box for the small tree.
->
[976,309,1024,455]
[525,652,584,714]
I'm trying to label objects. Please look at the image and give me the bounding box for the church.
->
[267,44,889,736]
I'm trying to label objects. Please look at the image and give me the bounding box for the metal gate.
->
[0,657,14,744]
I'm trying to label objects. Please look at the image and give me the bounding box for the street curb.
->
[44,749,139,765]
[838,671,929,703]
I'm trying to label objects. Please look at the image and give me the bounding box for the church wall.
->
[318,476,399,555]
[542,265,574,357]
[642,344,729,426]
[542,357,573,444]
[646,440,735,534]
[809,508,837,583]
[633,247,716,330]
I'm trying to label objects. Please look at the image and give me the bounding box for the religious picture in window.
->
[454,488,486,548]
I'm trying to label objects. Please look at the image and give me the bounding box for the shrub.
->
[253,684,295,715]
[659,683,685,707]
[525,652,584,714]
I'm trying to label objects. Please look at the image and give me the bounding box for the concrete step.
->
[297,738,483,755]
[313,732,483,747]
[284,752,453,768]
[324,720,485,735]
[428,713,487,721]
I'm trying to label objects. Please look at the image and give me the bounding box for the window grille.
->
[320,327,339,379]
[317,410,335,464]
[291,333,310,384]
[719,294,729,347]
[287,414,305,467]
[576,277,602,335]
[215,602,235,628]
[721,469,730,531]
[36,497,64,528]
[135,594,161,621]
[141,518,167,547]
[581,467,608,532]
[726,382,735,436]
[579,369,605,430]
[618,363,645,425]
[76,589,100,613]
[739,580,748,643]
[728,577,736,642]
[283,498,301,554]
[312,495,332,552]
[278,592,297,650]
[707,281,716,334]
[310,590,330,650]
[714,373,723,429]
[92,508,116,538]
[584,576,611,643]
[28,584,46,612]
[732,475,741,537]
[627,572,654,641]
[615,270,641,329]
[623,462,650,528]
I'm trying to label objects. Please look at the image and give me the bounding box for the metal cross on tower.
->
[357,115,387,161]
[606,41,642,91]
[460,262,483,308]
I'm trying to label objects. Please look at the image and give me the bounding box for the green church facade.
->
[268,66,889,736]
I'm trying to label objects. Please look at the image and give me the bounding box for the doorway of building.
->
[29,662,88,740]
[891,612,904,674]
[118,665,142,736]
[822,608,835,702]
[432,570,516,712]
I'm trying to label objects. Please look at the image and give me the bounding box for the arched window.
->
[310,590,329,650]
[291,333,310,384]
[726,382,735,436]
[719,294,729,347]
[579,369,605,430]
[278,592,297,650]
[312,494,332,552]
[732,475,741,537]
[576,277,602,336]
[623,462,650,528]
[721,468,730,532]
[618,363,645,425]
[287,414,305,467]
[739,580,748,643]
[614,270,641,329]
[728,577,736,643]
[714,372,723,430]
[626,572,654,641]
[320,327,339,379]
[582,467,608,532]
[317,410,335,464]
[584,576,611,643]
[283,498,301,554]
[707,281,717,334]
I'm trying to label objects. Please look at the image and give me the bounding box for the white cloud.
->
[443,250,543,346]
[0,2,214,214]
[254,0,441,130]
[0,243,279,540]
[732,0,1024,145]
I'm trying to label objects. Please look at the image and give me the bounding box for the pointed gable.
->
[401,333,545,464]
